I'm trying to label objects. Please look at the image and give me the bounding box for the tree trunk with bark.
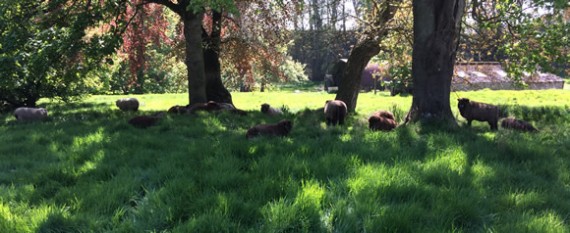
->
[334,1,397,112]
[405,0,465,125]
[334,39,380,112]
[183,11,208,105]
[203,10,233,104]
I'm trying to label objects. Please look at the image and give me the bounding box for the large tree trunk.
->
[334,1,397,112]
[183,12,208,105]
[203,10,233,104]
[406,0,465,125]
[335,39,380,112]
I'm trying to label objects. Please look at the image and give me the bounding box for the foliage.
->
[374,0,568,92]
[119,0,172,94]
[462,0,569,80]
[374,1,413,95]
[0,1,125,107]
[1,90,570,232]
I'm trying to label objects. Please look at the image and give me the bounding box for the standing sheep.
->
[116,98,139,111]
[457,98,499,130]
[324,100,348,126]
[14,107,48,122]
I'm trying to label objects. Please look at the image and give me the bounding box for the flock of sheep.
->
[10,97,537,139]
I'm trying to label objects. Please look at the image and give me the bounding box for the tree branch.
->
[143,0,181,15]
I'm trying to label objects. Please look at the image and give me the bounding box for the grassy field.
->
[1,89,569,232]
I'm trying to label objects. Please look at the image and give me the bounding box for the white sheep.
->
[115,98,139,111]
[14,107,48,122]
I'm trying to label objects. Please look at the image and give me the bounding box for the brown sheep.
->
[187,101,223,114]
[128,112,165,129]
[220,102,248,116]
[368,110,398,131]
[116,98,139,111]
[501,117,538,132]
[246,120,293,139]
[324,100,347,126]
[167,105,189,114]
[14,107,48,122]
[457,98,499,130]
[261,103,283,116]
[187,101,248,116]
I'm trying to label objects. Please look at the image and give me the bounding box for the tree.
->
[335,0,398,112]
[0,1,123,109]
[121,0,171,94]
[404,0,568,124]
[404,0,466,124]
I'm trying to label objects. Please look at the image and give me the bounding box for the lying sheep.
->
[167,105,188,114]
[501,117,538,132]
[246,120,293,139]
[128,112,165,129]
[116,98,139,111]
[261,103,283,116]
[14,107,48,122]
[457,98,499,130]
[187,101,248,116]
[368,110,398,131]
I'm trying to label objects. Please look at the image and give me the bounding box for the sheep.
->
[187,101,248,116]
[116,98,139,111]
[167,105,189,114]
[261,103,283,116]
[501,117,538,132]
[324,100,348,126]
[368,110,398,131]
[457,98,499,130]
[128,112,165,129]
[246,120,293,139]
[14,107,48,122]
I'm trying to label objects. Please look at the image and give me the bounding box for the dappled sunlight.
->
[2,90,570,232]
[260,180,326,232]
[503,190,548,210]
[0,200,70,233]
[470,160,497,189]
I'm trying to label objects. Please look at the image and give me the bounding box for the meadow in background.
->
[0,89,569,232]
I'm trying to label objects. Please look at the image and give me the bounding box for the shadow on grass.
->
[2,102,568,232]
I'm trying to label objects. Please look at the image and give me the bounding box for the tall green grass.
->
[0,89,569,232]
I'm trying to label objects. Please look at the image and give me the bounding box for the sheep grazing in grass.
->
[261,103,283,116]
[246,120,293,139]
[324,100,347,126]
[14,107,48,122]
[116,98,139,111]
[368,110,398,131]
[457,98,499,130]
[128,112,165,129]
[501,117,538,132]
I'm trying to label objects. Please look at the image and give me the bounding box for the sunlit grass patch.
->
[0,89,569,232]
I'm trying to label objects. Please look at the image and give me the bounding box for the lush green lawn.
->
[1,89,569,232]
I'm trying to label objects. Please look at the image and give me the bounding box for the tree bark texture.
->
[183,12,208,105]
[334,39,380,112]
[203,10,233,104]
[405,0,465,125]
[334,1,397,112]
